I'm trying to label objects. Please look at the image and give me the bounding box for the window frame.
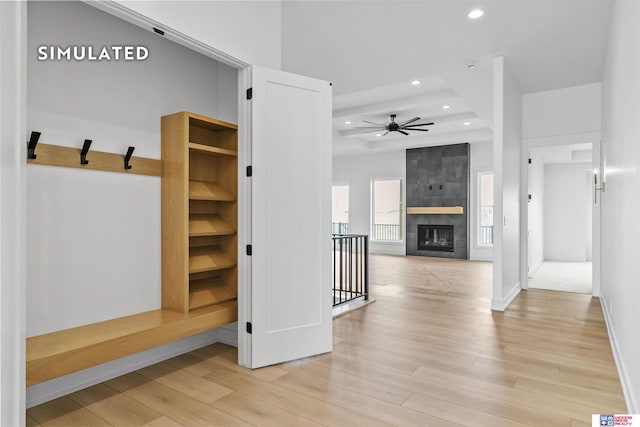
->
[331,183,351,235]
[370,177,404,243]
[477,171,494,247]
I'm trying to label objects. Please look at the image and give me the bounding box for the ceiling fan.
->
[356,114,434,136]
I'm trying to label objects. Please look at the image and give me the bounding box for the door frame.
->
[522,136,602,297]
[1,2,28,425]
[4,1,254,418]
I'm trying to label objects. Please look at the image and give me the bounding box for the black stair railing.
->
[332,234,369,307]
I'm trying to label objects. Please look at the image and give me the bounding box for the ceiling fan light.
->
[468,9,484,19]
[376,133,382,137]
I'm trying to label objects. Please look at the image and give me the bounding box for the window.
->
[371,179,402,241]
[478,172,494,246]
[332,185,350,234]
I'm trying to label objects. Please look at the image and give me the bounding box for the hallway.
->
[529,261,593,294]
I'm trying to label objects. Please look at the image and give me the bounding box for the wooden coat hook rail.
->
[26,131,162,177]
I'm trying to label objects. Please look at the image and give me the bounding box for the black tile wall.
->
[406,143,469,259]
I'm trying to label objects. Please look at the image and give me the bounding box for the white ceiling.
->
[333,75,492,156]
[281,0,612,157]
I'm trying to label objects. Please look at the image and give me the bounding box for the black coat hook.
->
[124,146,135,170]
[80,139,92,165]
[27,131,41,159]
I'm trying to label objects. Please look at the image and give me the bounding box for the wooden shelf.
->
[188,142,237,157]
[189,180,235,201]
[189,214,235,237]
[26,301,237,386]
[188,113,238,132]
[189,277,237,311]
[189,246,236,274]
[407,206,464,215]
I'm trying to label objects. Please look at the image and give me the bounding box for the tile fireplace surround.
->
[406,143,469,259]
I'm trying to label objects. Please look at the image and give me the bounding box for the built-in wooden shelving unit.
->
[161,112,238,314]
[26,112,239,386]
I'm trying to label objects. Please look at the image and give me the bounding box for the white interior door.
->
[241,65,332,368]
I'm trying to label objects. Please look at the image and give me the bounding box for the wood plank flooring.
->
[27,255,626,426]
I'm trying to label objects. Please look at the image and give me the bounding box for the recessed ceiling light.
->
[376,133,382,137]
[468,9,484,19]
[411,80,421,85]
[345,121,352,125]
[464,122,471,126]
[467,62,476,70]
[442,105,451,109]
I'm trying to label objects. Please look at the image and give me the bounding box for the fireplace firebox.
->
[417,224,454,252]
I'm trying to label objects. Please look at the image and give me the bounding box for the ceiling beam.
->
[339,112,478,137]
[333,90,459,119]
[366,128,493,149]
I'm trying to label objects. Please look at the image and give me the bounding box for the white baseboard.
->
[600,297,638,413]
[544,256,588,262]
[214,322,239,347]
[469,255,493,262]
[491,282,521,311]
[26,326,235,408]
[527,259,543,278]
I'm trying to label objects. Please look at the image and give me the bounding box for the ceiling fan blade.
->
[404,122,435,127]
[383,131,389,136]
[398,130,409,136]
[363,120,385,126]
[399,117,421,126]
[405,128,430,132]
[359,128,388,134]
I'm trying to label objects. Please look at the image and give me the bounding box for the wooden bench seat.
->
[26,301,237,386]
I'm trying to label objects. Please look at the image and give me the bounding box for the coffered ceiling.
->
[332,75,492,156]
[282,0,612,157]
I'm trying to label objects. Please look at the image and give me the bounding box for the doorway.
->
[527,143,594,294]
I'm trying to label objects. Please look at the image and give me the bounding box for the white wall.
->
[281,1,494,124]
[543,163,592,262]
[114,1,282,69]
[333,151,406,255]
[26,1,238,336]
[0,3,27,425]
[492,56,522,311]
[601,0,640,412]
[527,148,544,275]
[469,142,493,261]
[522,83,601,147]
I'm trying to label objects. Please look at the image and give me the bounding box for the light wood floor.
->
[27,255,626,426]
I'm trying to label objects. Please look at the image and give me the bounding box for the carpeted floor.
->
[528,261,593,294]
